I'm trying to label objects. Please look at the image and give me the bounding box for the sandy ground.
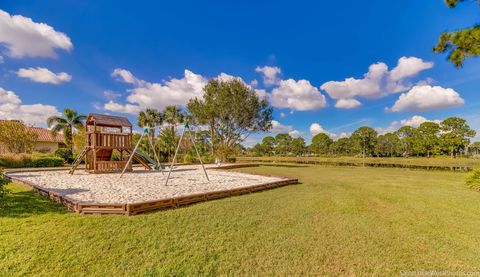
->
[8,165,285,204]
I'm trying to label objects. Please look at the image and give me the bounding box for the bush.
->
[466,168,480,191]
[226,157,236,163]
[183,154,194,164]
[34,157,64,167]
[0,154,64,168]
[55,148,74,163]
[0,168,10,198]
[201,155,214,164]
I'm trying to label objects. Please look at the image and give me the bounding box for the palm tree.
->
[138,108,163,148]
[162,105,185,161]
[47,108,87,150]
[163,105,184,135]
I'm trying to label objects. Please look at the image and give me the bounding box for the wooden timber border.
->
[5,164,298,216]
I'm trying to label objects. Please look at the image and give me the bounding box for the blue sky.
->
[0,0,479,146]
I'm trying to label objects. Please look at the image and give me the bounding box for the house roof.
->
[86,113,132,127]
[30,127,64,143]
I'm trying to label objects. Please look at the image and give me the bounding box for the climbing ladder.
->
[69,147,88,174]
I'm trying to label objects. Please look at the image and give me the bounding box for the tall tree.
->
[261,136,276,156]
[375,133,400,157]
[433,0,480,67]
[0,120,37,153]
[274,133,292,155]
[469,141,480,156]
[163,105,184,135]
[415,122,440,157]
[187,97,216,155]
[396,126,417,157]
[440,117,476,158]
[310,133,333,155]
[351,127,377,158]
[187,79,273,160]
[47,108,86,150]
[331,137,351,155]
[138,108,163,147]
[291,137,306,156]
[157,128,176,161]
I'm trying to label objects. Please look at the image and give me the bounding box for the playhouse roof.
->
[86,113,132,127]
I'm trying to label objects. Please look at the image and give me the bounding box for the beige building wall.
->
[33,141,60,153]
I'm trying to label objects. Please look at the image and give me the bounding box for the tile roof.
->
[30,127,64,143]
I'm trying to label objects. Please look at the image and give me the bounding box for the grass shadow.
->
[0,188,68,218]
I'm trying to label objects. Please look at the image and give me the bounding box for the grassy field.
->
[237,156,480,168]
[1,165,480,276]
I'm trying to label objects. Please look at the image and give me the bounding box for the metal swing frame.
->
[120,127,163,178]
[165,121,209,186]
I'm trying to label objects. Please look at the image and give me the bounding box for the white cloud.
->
[309,122,347,140]
[254,89,267,100]
[0,9,72,58]
[270,79,327,111]
[280,112,287,118]
[269,120,302,137]
[288,130,303,138]
[389,56,433,82]
[0,87,59,126]
[400,115,440,127]
[105,69,223,114]
[255,66,281,86]
[270,120,293,133]
[103,90,121,100]
[111,68,144,86]
[103,100,142,115]
[106,68,257,115]
[309,123,329,136]
[391,85,464,112]
[321,57,434,107]
[376,115,442,134]
[335,98,361,109]
[216,72,244,83]
[17,67,71,84]
[321,62,388,100]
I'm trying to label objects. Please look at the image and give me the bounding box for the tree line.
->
[249,117,479,158]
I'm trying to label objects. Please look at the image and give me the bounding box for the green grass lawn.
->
[1,166,480,276]
[237,156,480,168]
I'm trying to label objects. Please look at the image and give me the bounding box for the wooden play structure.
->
[70,113,152,174]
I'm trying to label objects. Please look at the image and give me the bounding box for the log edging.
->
[5,164,297,216]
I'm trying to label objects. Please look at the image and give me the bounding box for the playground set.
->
[7,113,298,215]
[70,113,209,186]
[70,113,162,174]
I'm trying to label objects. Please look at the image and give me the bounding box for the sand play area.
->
[7,165,290,204]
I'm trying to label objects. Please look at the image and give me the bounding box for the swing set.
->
[121,120,209,186]
[70,114,209,186]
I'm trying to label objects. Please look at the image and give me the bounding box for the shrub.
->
[0,154,64,168]
[0,154,33,168]
[183,154,194,164]
[226,157,236,163]
[466,168,480,191]
[55,148,74,163]
[0,168,10,198]
[34,157,64,167]
[201,155,214,164]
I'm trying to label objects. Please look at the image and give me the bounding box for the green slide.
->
[134,149,163,170]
